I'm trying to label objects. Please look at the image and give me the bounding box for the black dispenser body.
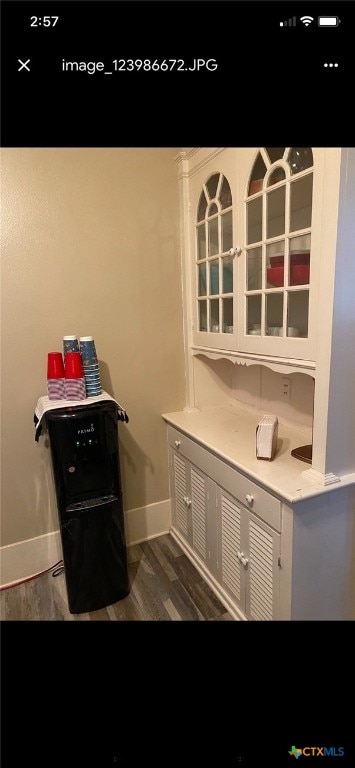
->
[46,401,129,614]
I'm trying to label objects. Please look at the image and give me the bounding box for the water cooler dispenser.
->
[46,400,129,613]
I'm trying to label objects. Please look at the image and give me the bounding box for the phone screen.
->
[1,3,354,767]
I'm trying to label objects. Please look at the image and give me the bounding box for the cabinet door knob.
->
[228,246,242,257]
[174,440,181,448]
[246,494,254,505]
[240,554,249,567]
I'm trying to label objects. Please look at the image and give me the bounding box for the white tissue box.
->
[256,414,278,461]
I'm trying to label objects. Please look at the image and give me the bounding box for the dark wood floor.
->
[0,533,233,621]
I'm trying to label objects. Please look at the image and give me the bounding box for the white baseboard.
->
[0,499,172,588]
[123,498,171,546]
[0,531,63,589]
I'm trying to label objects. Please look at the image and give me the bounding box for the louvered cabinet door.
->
[245,511,281,621]
[171,451,191,543]
[218,488,246,614]
[190,465,209,565]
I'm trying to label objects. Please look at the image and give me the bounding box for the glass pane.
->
[247,247,262,290]
[208,218,219,256]
[222,298,233,332]
[197,190,208,222]
[290,175,313,231]
[249,178,263,196]
[268,167,286,186]
[248,152,267,196]
[210,299,219,332]
[247,197,262,244]
[208,203,218,217]
[246,295,262,334]
[222,254,233,293]
[209,260,219,295]
[266,293,283,335]
[199,300,207,332]
[197,224,206,260]
[219,176,232,209]
[287,291,309,337]
[206,173,220,200]
[265,148,286,164]
[290,234,311,255]
[222,211,233,253]
[288,148,313,175]
[267,186,285,238]
[198,264,207,296]
[289,234,311,287]
[266,242,285,288]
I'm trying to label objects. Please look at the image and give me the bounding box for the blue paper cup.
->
[79,336,98,366]
[86,385,102,396]
[63,336,79,357]
[83,364,100,373]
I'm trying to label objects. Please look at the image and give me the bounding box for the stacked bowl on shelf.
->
[267,251,310,287]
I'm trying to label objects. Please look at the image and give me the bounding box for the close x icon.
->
[17,58,31,71]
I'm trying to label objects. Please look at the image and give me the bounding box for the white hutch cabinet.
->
[190,147,318,361]
[163,147,355,621]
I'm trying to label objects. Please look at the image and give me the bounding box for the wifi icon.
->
[300,16,314,26]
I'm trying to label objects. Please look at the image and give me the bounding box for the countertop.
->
[162,403,355,504]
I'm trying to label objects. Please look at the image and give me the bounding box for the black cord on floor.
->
[0,560,64,590]
[52,562,64,577]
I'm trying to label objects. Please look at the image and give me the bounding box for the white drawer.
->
[168,425,203,462]
[212,459,281,532]
[167,425,281,532]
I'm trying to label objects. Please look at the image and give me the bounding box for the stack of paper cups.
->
[47,353,65,400]
[64,352,86,399]
[79,336,102,396]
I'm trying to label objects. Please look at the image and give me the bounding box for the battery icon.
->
[318,17,340,27]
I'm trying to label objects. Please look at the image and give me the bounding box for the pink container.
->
[64,378,86,400]
[47,378,65,400]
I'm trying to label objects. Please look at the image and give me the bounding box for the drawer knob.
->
[246,494,254,505]
[174,440,181,448]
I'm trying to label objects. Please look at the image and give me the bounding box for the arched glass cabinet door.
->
[244,147,313,342]
[195,172,235,337]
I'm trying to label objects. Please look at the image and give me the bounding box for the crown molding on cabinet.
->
[192,347,316,377]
